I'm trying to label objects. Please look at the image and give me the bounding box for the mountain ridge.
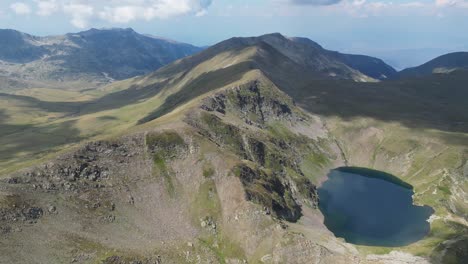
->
[398,51,468,78]
[209,33,398,81]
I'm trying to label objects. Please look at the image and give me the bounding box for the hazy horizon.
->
[2,25,466,70]
[2,0,468,68]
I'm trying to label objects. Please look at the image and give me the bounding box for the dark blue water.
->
[318,167,434,247]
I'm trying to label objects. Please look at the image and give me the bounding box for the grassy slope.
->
[0,44,263,175]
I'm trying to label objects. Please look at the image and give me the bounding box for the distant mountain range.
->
[0,28,202,89]
[398,52,468,78]
[2,28,466,92]
[0,29,401,91]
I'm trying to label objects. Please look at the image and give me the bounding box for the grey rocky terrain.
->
[0,28,201,90]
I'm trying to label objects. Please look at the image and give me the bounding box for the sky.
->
[1,0,468,68]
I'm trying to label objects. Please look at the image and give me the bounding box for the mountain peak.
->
[288,36,323,50]
[0,28,35,40]
[259,32,287,39]
[74,27,137,36]
[0,28,21,34]
[0,29,46,63]
[156,33,396,97]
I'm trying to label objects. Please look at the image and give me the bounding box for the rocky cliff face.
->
[192,81,324,221]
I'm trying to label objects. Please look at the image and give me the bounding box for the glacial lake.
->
[318,167,434,247]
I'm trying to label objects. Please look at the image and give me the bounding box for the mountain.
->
[0,30,397,92]
[0,33,466,263]
[399,51,468,78]
[199,33,397,82]
[134,33,400,124]
[0,29,47,63]
[362,48,461,70]
[0,28,202,90]
[283,36,397,80]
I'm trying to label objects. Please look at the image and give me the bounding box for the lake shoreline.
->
[317,167,434,247]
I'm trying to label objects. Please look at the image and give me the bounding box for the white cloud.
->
[436,0,456,6]
[22,0,213,27]
[34,0,59,16]
[98,6,140,23]
[323,0,468,17]
[435,0,468,7]
[289,0,342,5]
[98,0,211,23]
[195,9,208,16]
[10,2,32,15]
[330,1,392,17]
[63,4,94,28]
[400,2,426,8]
[7,0,468,27]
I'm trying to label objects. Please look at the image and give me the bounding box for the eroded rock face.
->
[145,131,189,159]
[231,81,294,121]
[235,164,303,222]
[0,136,146,243]
[0,205,43,223]
[200,81,299,128]
[195,82,321,222]
[247,138,267,166]
[0,197,43,235]
[201,93,227,114]
[102,255,162,264]
[5,140,142,193]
